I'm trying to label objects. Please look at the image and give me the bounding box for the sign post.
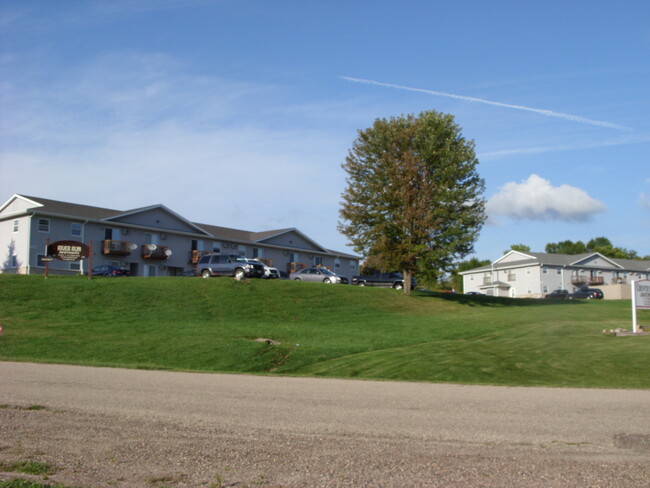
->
[631,280,650,333]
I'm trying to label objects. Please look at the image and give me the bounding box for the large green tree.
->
[339,110,486,294]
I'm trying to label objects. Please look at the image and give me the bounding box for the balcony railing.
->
[288,262,308,273]
[589,276,605,286]
[102,240,135,256]
[142,244,172,260]
[571,276,587,286]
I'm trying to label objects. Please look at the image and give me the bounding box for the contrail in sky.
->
[341,76,633,132]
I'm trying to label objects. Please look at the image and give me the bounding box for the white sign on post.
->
[631,280,650,333]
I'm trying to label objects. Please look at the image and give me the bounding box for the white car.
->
[246,259,280,279]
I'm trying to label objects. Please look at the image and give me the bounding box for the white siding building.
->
[460,250,650,299]
[0,194,359,278]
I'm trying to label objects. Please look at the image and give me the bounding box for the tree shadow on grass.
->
[414,290,586,307]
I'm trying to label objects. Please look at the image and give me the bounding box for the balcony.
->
[142,244,172,260]
[288,262,308,273]
[589,276,605,286]
[102,240,136,256]
[571,276,587,286]
[189,250,211,264]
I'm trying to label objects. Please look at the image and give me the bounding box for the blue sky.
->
[1,0,649,260]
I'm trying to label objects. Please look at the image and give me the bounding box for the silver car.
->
[290,267,349,284]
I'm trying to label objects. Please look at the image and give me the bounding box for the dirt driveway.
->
[1,361,649,487]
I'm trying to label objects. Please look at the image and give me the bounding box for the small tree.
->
[505,244,530,254]
[339,110,486,294]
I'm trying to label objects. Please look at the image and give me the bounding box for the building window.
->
[38,218,50,233]
[13,220,19,232]
[212,242,221,253]
[526,267,531,275]
[543,285,549,293]
[70,262,81,271]
[542,267,548,274]
[335,258,341,269]
[71,222,82,236]
[36,254,47,267]
[238,245,246,257]
[350,260,356,269]
[253,247,264,259]
[10,255,18,268]
[313,256,323,266]
[557,268,561,274]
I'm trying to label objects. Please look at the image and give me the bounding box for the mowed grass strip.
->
[0,275,648,388]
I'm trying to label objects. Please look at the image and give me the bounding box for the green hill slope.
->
[1,275,648,388]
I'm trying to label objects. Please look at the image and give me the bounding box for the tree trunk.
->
[403,269,412,295]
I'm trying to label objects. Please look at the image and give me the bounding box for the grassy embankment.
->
[0,274,648,388]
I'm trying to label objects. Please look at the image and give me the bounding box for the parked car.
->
[92,265,131,277]
[569,288,604,299]
[465,291,484,296]
[545,289,569,299]
[246,259,280,279]
[197,254,264,279]
[290,267,349,284]
[351,271,416,290]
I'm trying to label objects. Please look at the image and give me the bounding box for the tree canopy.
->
[545,237,640,259]
[505,243,531,254]
[339,110,486,293]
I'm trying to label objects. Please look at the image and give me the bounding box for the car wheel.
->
[393,282,404,290]
[201,269,211,279]
[234,268,245,280]
[323,278,331,284]
[294,278,301,281]
[357,282,366,287]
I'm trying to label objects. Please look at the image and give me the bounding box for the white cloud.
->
[486,174,606,222]
[639,193,650,210]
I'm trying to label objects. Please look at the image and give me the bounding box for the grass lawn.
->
[0,275,648,388]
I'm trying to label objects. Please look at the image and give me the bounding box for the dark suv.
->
[197,254,264,279]
[545,289,569,299]
[569,288,604,299]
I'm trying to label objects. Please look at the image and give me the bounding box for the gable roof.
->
[461,250,650,274]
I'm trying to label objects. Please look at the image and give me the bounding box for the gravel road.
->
[1,361,649,487]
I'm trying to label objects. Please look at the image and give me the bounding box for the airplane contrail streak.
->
[341,76,633,132]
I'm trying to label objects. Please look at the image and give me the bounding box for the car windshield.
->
[320,268,335,275]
